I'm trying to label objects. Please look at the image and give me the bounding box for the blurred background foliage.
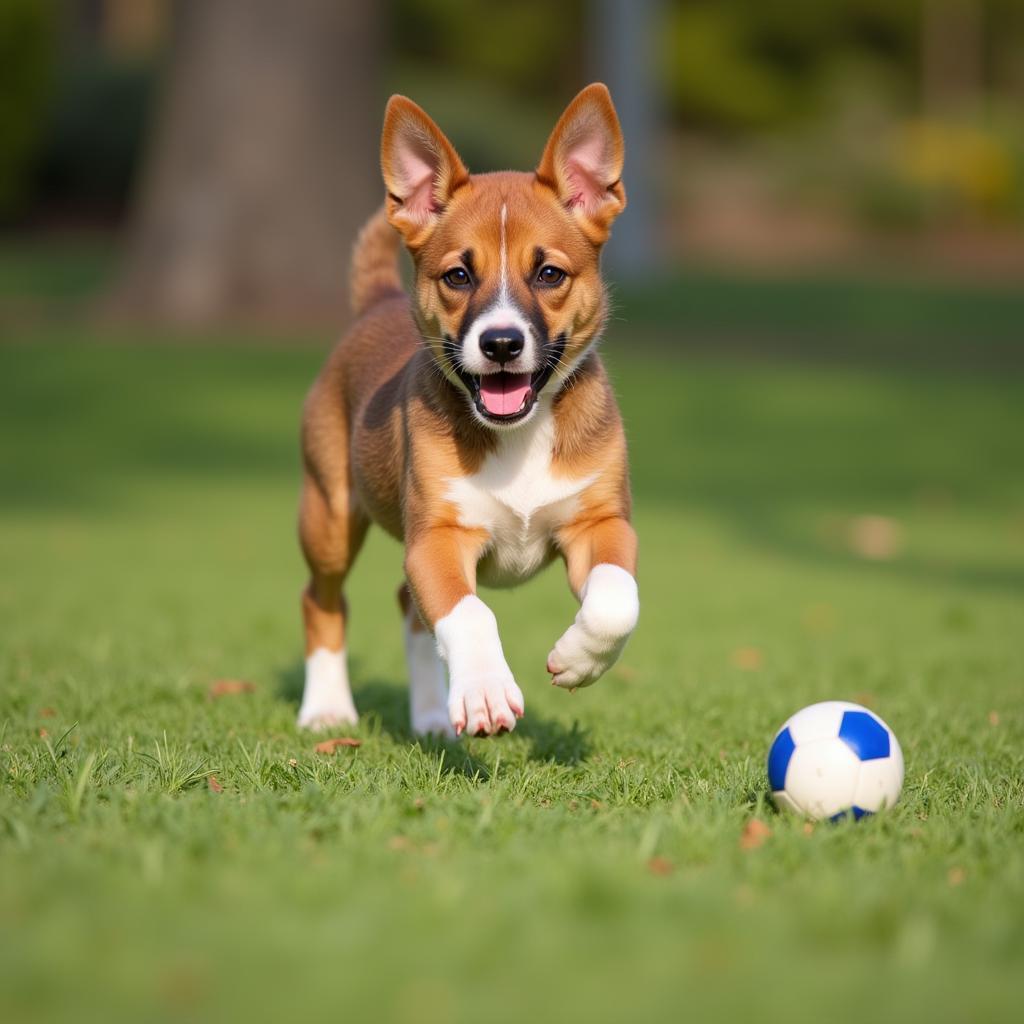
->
[0,0,1022,298]
[0,0,58,217]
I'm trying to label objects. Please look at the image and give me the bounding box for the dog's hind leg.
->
[397,583,453,739]
[296,471,369,730]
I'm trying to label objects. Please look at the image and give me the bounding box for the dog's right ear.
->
[381,96,469,246]
[536,83,625,245]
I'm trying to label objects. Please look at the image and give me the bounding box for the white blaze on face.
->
[498,201,510,306]
[459,203,537,379]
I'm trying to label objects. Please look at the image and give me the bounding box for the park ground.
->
[1,245,1023,1022]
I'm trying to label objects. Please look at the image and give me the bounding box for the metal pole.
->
[592,0,660,280]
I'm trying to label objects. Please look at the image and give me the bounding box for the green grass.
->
[0,237,115,317]
[1,315,1023,1023]
[620,266,1024,342]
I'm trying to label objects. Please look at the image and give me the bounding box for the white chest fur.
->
[444,405,595,587]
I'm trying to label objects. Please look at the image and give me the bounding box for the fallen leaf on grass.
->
[208,679,256,699]
[38,728,48,739]
[730,646,763,671]
[39,707,56,718]
[988,710,1000,727]
[948,866,966,886]
[801,603,836,634]
[647,856,674,877]
[848,515,903,561]
[740,819,772,851]
[802,822,815,836]
[314,737,362,754]
[734,884,754,906]
[388,835,439,857]
[207,776,223,794]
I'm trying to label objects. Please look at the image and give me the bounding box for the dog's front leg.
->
[405,527,524,737]
[548,516,639,690]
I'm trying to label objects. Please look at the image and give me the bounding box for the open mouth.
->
[474,371,535,420]
[453,337,566,425]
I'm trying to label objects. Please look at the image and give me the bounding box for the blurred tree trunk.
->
[107,0,380,326]
[922,0,984,115]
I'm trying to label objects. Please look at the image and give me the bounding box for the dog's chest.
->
[444,411,594,587]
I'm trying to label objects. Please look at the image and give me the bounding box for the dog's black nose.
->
[479,327,525,365]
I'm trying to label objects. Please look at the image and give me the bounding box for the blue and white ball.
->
[767,701,904,821]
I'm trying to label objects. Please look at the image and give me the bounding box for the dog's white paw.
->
[547,624,627,689]
[548,564,638,690]
[411,706,456,740]
[297,648,359,731]
[433,595,524,737]
[448,671,524,737]
[403,612,456,739]
[297,703,359,731]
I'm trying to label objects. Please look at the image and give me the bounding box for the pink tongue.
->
[479,373,532,416]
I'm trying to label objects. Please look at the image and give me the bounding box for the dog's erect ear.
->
[536,83,626,244]
[381,95,469,246]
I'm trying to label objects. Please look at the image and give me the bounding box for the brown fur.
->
[298,84,635,687]
[349,207,403,316]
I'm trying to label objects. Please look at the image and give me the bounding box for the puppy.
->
[297,84,638,738]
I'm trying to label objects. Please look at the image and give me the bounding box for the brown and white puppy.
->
[297,84,638,738]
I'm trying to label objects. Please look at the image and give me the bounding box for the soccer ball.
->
[767,701,904,821]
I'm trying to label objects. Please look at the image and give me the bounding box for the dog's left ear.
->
[381,95,470,247]
[536,83,626,243]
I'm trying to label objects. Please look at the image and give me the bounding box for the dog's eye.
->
[442,267,471,289]
[536,265,566,287]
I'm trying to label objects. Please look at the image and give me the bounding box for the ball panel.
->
[890,730,904,787]
[830,805,872,823]
[771,789,801,815]
[767,726,796,792]
[785,701,863,744]
[838,710,890,761]
[853,754,904,812]
[783,738,861,820]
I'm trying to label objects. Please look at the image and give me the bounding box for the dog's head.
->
[380,84,625,429]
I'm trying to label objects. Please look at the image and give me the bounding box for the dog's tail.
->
[350,206,403,317]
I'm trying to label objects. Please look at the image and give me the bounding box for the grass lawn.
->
[1,276,1023,1022]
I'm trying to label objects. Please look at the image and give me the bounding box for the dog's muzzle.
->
[445,334,567,424]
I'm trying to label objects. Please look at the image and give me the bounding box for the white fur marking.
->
[444,401,596,587]
[297,647,359,729]
[403,612,453,738]
[434,595,523,736]
[499,202,509,305]
[547,564,639,689]
[458,201,538,381]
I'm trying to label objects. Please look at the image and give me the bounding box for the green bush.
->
[34,52,157,214]
[0,0,57,218]
[659,0,919,134]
